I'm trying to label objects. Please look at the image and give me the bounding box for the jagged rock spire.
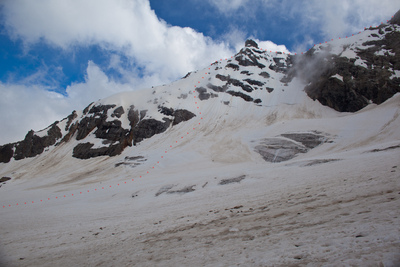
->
[245,39,259,49]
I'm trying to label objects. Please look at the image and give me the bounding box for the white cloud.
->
[1,0,233,80]
[207,0,400,45]
[257,40,290,54]
[0,61,138,144]
[219,26,248,52]
[298,0,400,39]
[0,83,70,144]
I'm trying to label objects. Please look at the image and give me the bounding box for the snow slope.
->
[0,29,400,266]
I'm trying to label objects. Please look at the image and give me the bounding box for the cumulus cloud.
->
[257,40,291,53]
[207,0,399,40]
[1,0,233,79]
[297,0,400,39]
[218,26,248,52]
[0,83,70,144]
[0,61,136,144]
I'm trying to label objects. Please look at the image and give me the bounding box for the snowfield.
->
[1,30,400,266]
[1,92,399,266]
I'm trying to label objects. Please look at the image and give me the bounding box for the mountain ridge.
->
[0,15,399,164]
[1,12,400,266]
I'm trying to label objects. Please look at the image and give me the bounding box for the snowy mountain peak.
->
[1,11,400,267]
[0,18,399,164]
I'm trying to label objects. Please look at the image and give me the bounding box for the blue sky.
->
[0,0,399,144]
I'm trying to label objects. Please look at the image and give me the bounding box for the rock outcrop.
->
[0,122,62,163]
[71,105,195,159]
[255,132,329,163]
[1,102,196,161]
[295,22,400,112]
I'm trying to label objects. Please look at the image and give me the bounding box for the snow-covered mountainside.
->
[0,11,399,267]
[1,16,400,163]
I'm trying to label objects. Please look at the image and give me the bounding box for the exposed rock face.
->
[226,63,240,71]
[112,106,125,118]
[219,175,246,185]
[132,118,171,145]
[255,138,308,163]
[1,101,196,161]
[226,91,254,102]
[0,123,63,163]
[245,39,259,48]
[0,144,13,163]
[0,177,11,183]
[255,132,329,162]
[72,105,195,159]
[244,79,265,87]
[115,156,147,168]
[259,72,270,79]
[269,56,289,73]
[196,87,211,100]
[390,9,400,25]
[294,23,400,112]
[0,176,11,188]
[73,142,124,159]
[76,104,116,140]
[235,42,266,69]
[65,111,78,131]
[172,109,196,126]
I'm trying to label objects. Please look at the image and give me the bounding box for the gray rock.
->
[241,70,253,76]
[72,142,125,159]
[281,132,327,149]
[390,9,400,25]
[255,132,330,163]
[207,83,227,92]
[0,177,11,183]
[13,123,62,160]
[226,91,254,102]
[196,87,211,100]
[255,138,308,163]
[132,118,171,145]
[167,185,196,194]
[245,39,259,48]
[64,111,78,131]
[226,63,240,71]
[235,44,266,69]
[112,106,125,118]
[0,144,13,163]
[172,109,196,126]
[244,79,265,87]
[294,27,400,112]
[115,156,146,167]
[259,71,270,78]
[219,175,246,185]
[155,185,175,197]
